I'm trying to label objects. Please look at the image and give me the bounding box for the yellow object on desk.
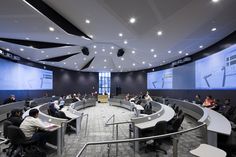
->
[98,95,108,103]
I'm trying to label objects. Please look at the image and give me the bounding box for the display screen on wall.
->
[195,44,236,89]
[147,69,173,89]
[0,58,53,90]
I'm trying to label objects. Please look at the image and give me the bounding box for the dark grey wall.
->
[111,71,147,96]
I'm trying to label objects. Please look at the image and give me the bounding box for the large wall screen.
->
[147,44,236,90]
[195,44,236,89]
[0,58,53,90]
[147,69,173,89]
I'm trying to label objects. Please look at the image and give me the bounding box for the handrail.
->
[76,122,207,157]
[105,114,115,138]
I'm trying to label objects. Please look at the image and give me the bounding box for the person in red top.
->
[202,95,215,107]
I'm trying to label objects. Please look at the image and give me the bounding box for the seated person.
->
[202,95,215,107]
[129,96,137,103]
[194,94,202,105]
[20,109,53,147]
[58,96,65,109]
[144,102,152,115]
[218,99,234,119]
[210,99,220,111]
[8,109,23,127]
[125,93,130,101]
[48,102,68,119]
[4,95,16,104]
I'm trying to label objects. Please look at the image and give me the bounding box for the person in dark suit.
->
[7,109,23,127]
[194,94,202,105]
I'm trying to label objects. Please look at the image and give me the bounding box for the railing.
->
[59,113,89,155]
[105,115,134,156]
[75,122,207,157]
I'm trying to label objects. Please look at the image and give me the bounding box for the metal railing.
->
[75,122,207,157]
[105,114,115,138]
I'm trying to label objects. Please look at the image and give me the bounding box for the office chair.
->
[7,125,37,157]
[177,109,183,117]
[174,106,179,114]
[142,121,168,156]
[167,113,185,133]
[2,120,13,155]
[144,102,152,115]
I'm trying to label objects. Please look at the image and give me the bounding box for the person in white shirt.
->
[20,109,50,147]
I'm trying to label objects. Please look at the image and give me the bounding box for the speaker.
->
[116,87,121,96]
[82,47,89,56]
[117,49,125,57]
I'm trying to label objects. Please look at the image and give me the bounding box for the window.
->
[99,72,111,94]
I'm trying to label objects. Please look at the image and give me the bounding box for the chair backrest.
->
[177,109,183,117]
[174,106,179,113]
[3,120,13,138]
[171,113,185,132]
[7,125,26,145]
[153,121,167,135]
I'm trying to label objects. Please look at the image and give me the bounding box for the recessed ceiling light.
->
[102,49,105,52]
[118,65,121,68]
[25,37,30,40]
[27,57,30,60]
[67,52,71,54]
[199,45,203,49]
[149,63,152,67]
[119,33,123,37]
[153,54,157,58]
[178,51,182,54]
[124,40,128,44]
[163,61,166,63]
[157,31,163,36]
[89,35,93,38]
[109,52,112,55]
[211,28,217,31]
[104,66,107,69]
[168,50,171,54]
[85,19,90,24]
[49,27,55,32]
[20,48,24,51]
[121,57,124,61]
[83,57,86,61]
[46,55,49,58]
[132,63,136,66]
[74,62,77,65]
[150,49,155,52]
[93,45,96,48]
[212,0,219,3]
[111,46,114,49]
[104,59,107,62]
[55,37,59,40]
[63,62,66,65]
[94,51,97,54]
[185,53,189,56]
[41,51,45,53]
[91,66,94,69]
[6,48,10,51]
[142,61,145,64]
[129,17,136,24]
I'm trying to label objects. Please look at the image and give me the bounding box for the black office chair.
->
[142,121,168,156]
[167,113,185,133]
[2,120,13,155]
[7,125,37,157]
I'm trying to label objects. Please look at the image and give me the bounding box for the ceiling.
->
[0,0,236,72]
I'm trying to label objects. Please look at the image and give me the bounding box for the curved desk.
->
[163,97,231,146]
[109,98,132,111]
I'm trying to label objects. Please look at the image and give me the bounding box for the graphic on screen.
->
[0,58,53,90]
[195,44,236,89]
[147,69,173,89]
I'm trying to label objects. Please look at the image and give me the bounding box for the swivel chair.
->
[142,121,168,156]
[167,113,185,133]
[7,125,37,157]
[2,120,13,155]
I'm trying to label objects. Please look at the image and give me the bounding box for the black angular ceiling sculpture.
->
[40,53,80,62]
[0,38,75,49]
[80,57,95,70]
[24,0,92,39]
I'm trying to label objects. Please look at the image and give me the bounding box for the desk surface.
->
[134,105,175,129]
[190,144,226,157]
